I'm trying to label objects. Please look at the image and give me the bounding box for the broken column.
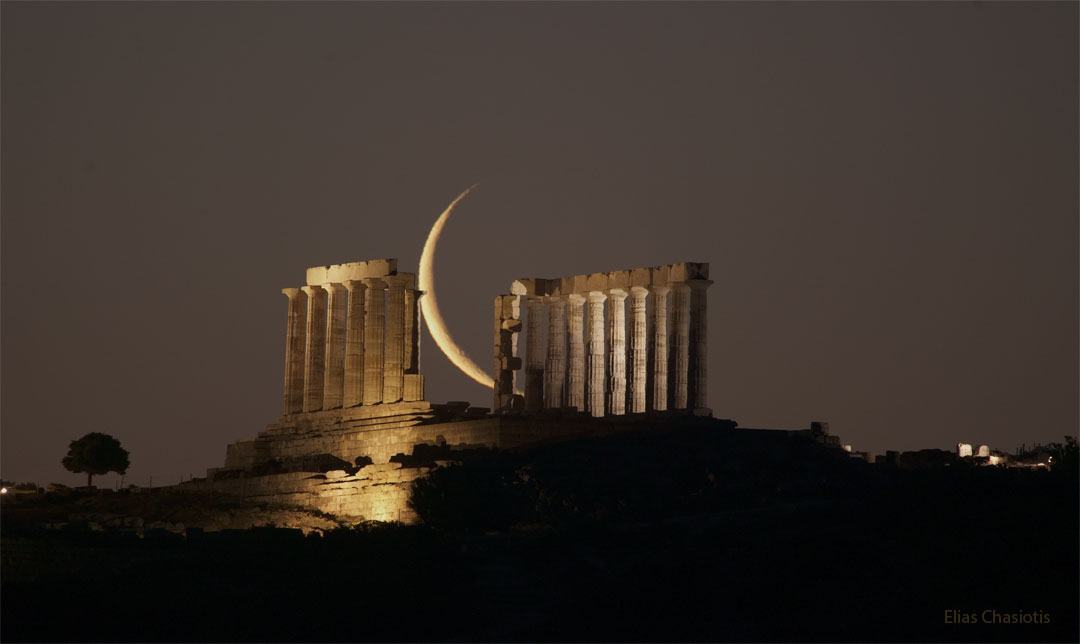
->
[342,280,366,407]
[493,294,522,412]
[565,294,586,411]
[606,289,628,415]
[322,283,348,410]
[281,288,308,415]
[586,291,606,417]
[301,285,327,412]
[544,296,566,409]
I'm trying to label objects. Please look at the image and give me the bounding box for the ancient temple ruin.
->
[191,256,724,522]
[494,262,712,417]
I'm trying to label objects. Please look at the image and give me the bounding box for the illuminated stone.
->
[606,289,628,415]
[281,288,308,415]
[565,294,586,411]
[342,280,366,407]
[301,285,327,412]
[544,296,566,409]
[648,285,670,412]
[957,443,973,457]
[383,275,409,403]
[524,298,546,413]
[976,444,989,457]
[688,278,713,415]
[322,283,348,410]
[586,291,606,417]
[628,287,648,413]
[362,278,386,405]
[670,282,691,410]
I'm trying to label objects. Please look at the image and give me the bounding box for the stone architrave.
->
[670,282,691,410]
[647,285,669,412]
[565,294,586,412]
[606,289,628,415]
[586,291,607,417]
[628,287,648,414]
[544,297,567,409]
[301,285,327,412]
[322,283,348,410]
[524,298,546,413]
[362,278,386,405]
[281,288,308,415]
[342,280,366,407]
[383,275,408,403]
[688,279,713,414]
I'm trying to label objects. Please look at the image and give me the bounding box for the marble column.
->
[688,279,714,413]
[342,280,366,407]
[281,288,308,415]
[321,283,347,410]
[493,294,521,412]
[362,278,386,405]
[586,291,606,417]
[605,289,628,415]
[403,285,423,402]
[301,285,327,412]
[544,296,566,409]
[565,294,586,412]
[383,275,408,403]
[628,287,648,414]
[648,285,670,411]
[524,297,546,414]
[670,282,691,410]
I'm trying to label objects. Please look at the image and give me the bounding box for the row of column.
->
[519,279,711,417]
[282,276,421,416]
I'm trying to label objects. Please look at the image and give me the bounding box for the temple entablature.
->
[305,258,398,287]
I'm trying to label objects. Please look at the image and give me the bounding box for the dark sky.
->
[2,1,1076,487]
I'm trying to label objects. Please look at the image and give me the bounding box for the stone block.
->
[606,270,631,289]
[584,273,608,292]
[305,259,397,285]
[630,268,652,287]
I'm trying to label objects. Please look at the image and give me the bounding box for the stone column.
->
[342,280,366,407]
[586,291,606,417]
[321,283,347,410]
[605,289,628,415]
[383,275,408,403]
[281,288,308,415]
[362,278,386,405]
[524,297,546,414]
[688,279,714,414]
[565,294,586,412]
[670,282,691,410]
[648,285,670,411]
[544,296,566,409]
[403,284,424,402]
[628,287,648,414]
[301,285,327,412]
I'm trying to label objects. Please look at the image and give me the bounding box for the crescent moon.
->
[418,186,495,389]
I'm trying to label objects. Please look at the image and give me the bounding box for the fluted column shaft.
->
[321,283,347,410]
[362,278,386,405]
[301,285,327,412]
[648,285,670,411]
[404,286,419,374]
[281,288,308,415]
[670,282,691,410]
[524,298,546,413]
[383,275,407,403]
[586,291,606,417]
[606,289,628,415]
[565,294,586,412]
[629,287,648,413]
[544,297,566,409]
[342,280,366,407]
[688,279,713,412]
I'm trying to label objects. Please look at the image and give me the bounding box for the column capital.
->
[321,282,347,295]
[362,277,387,289]
[300,284,325,297]
[648,284,671,296]
[384,274,412,288]
[629,286,649,297]
[566,293,587,304]
[605,288,628,300]
[670,281,691,293]
[282,287,305,298]
[343,279,366,292]
[687,279,714,290]
[588,290,608,303]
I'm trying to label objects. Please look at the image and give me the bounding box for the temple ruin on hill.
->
[188,257,725,522]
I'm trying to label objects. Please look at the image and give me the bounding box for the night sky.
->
[2,2,1076,487]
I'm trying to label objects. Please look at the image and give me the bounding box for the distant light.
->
[1048,456,1053,462]
[1,487,7,494]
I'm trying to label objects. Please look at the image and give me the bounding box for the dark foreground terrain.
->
[3,426,1077,642]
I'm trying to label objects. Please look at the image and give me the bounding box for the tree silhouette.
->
[62,432,130,487]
